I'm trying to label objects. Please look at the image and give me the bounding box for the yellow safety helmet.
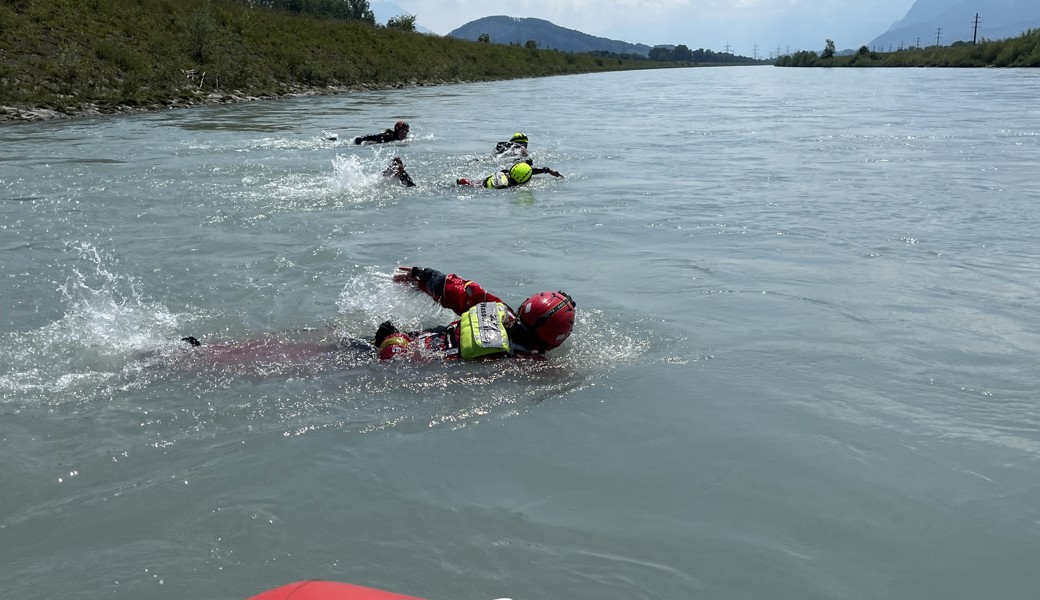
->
[508,162,533,184]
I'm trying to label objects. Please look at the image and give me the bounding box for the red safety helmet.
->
[519,291,576,349]
[377,332,412,360]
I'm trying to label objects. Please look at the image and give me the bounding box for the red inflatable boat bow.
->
[248,580,424,600]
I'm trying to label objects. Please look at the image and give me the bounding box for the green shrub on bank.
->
[0,0,681,115]
[775,29,1040,68]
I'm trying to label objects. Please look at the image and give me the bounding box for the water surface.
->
[2,66,1039,600]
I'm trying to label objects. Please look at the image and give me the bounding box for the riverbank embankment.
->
[0,0,679,123]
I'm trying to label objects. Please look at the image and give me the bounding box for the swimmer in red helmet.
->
[376,266,576,360]
[180,266,576,364]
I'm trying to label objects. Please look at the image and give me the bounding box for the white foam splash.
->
[327,154,385,196]
[334,268,451,335]
[0,242,187,405]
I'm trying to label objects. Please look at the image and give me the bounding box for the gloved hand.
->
[393,266,422,283]
[382,156,404,176]
[373,320,399,346]
[549,169,563,178]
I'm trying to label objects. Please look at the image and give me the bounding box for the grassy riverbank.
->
[0,0,677,121]
[776,29,1040,67]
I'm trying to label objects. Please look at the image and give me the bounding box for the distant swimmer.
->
[494,132,529,157]
[354,120,410,144]
[456,159,563,189]
[382,156,415,187]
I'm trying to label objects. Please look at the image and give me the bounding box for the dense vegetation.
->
[647,45,767,64]
[776,29,1040,67]
[249,0,374,24]
[0,0,679,118]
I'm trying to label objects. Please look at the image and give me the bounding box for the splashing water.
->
[57,243,181,352]
[1,250,652,430]
[327,154,386,197]
[0,242,185,406]
[335,267,454,336]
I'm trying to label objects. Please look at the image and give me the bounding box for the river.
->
[2,66,1040,600]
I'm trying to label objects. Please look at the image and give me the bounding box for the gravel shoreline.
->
[0,80,463,123]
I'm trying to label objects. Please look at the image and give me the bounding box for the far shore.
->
[3,0,697,126]
[0,78,472,124]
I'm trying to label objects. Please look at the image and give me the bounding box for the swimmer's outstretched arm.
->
[393,266,506,315]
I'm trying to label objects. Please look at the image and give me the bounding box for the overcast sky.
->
[392,0,918,57]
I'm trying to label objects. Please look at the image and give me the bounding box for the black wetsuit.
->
[354,129,399,144]
[392,170,416,187]
[382,157,416,187]
[495,141,529,155]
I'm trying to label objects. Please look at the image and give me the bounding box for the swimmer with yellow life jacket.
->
[375,266,576,361]
[179,265,576,364]
[381,157,564,189]
[456,159,564,188]
[494,132,530,157]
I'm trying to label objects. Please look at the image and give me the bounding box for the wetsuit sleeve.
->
[383,163,415,186]
[354,129,395,144]
[410,267,447,298]
[411,268,505,315]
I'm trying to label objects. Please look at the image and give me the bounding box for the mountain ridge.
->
[870,0,1040,50]
[448,16,653,56]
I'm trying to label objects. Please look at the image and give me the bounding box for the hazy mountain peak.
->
[448,15,653,56]
[870,0,1040,50]
[370,1,433,34]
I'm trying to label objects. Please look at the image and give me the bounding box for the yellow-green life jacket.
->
[483,172,511,189]
[458,302,512,359]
